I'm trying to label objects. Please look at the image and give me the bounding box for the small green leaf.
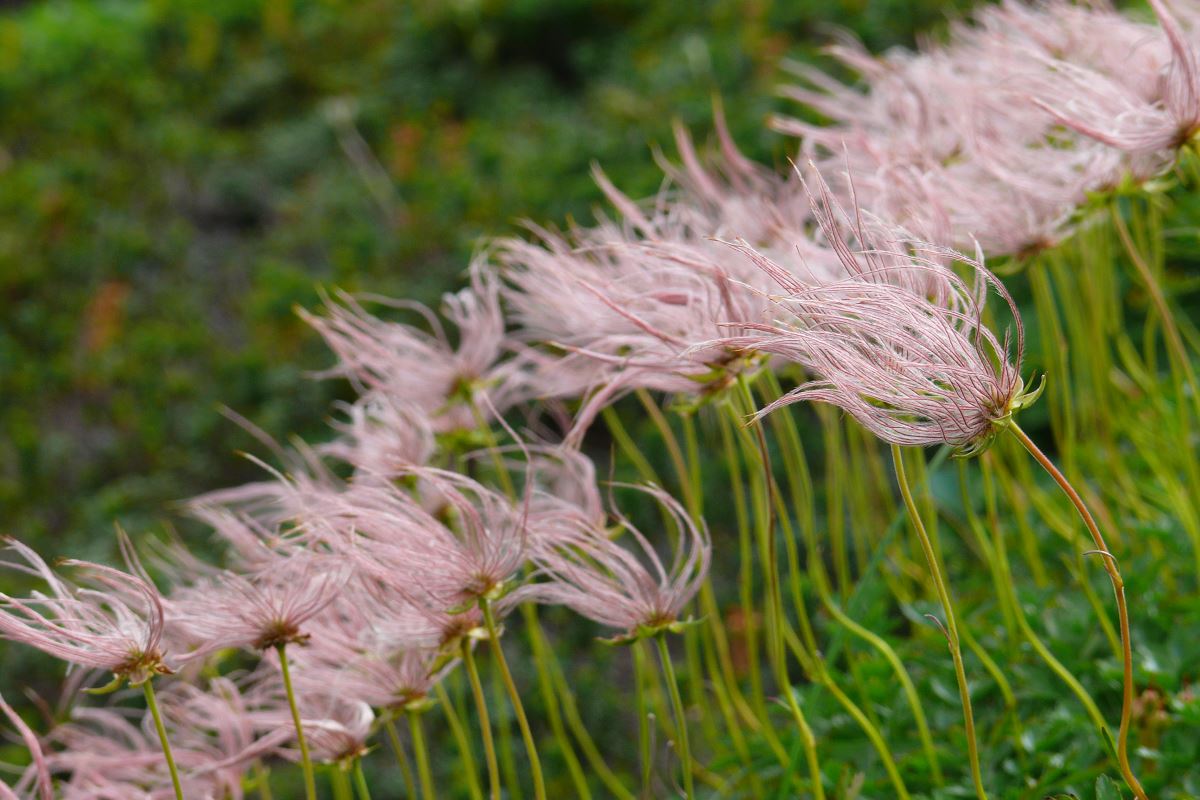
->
[1094,775,1124,800]
[1099,725,1119,762]
[403,697,436,714]
[444,598,477,614]
[596,632,639,647]
[83,674,126,695]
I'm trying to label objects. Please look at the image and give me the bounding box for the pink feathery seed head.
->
[514,484,711,643]
[381,647,458,710]
[1038,0,1200,158]
[500,232,756,370]
[1028,0,1200,168]
[522,444,606,530]
[337,571,485,653]
[299,627,456,712]
[187,439,367,558]
[646,106,812,248]
[474,441,607,532]
[48,705,259,796]
[183,504,304,577]
[168,552,347,660]
[0,693,51,800]
[500,231,790,448]
[444,257,508,392]
[768,162,966,305]
[775,39,986,171]
[152,677,291,794]
[245,666,374,765]
[300,701,375,766]
[323,467,529,610]
[978,0,1168,83]
[497,115,835,444]
[301,261,510,434]
[410,467,530,601]
[282,592,461,709]
[1151,0,1200,143]
[714,220,1039,454]
[45,708,160,792]
[189,434,340,524]
[583,101,812,254]
[47,707,183,796]
[934,151,1105,257]
[772,0,1182,254]
[319,393,436,480]
[0,540,170,685]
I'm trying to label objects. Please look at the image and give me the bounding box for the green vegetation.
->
[5,2,1200,799]
[0,0,967,552]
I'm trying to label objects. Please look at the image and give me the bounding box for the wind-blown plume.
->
[711,179,1037,454]
[0,540,170,685]
[515,485,711,642]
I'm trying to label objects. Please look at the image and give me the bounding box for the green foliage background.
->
[18,4,1200,799]
[0,0,972,557]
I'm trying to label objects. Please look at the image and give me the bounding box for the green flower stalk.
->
[461,634,502,800]
[479,594,547,800]
[1006,422,1148,800]
[892,444,988,800]
[719,184,1144,797]
[142,678,185,800]
[408,709,437,800]
[276,643,318,800]
[0,540,182,799]
[512,484,711,797]
[654,633,695,800]
[383,718,419,800]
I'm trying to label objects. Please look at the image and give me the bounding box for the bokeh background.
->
[11,4,1200,797]
[0,5,1003,786]
[0,0,973,562]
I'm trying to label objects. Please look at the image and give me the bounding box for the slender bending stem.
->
[142,680,184,800]
[480,598,547,800]
[1008,423,1147,800]
[434,683,484,800]
[407,711,437,800]
[815,579,939,785]
[641,391,752,758]
[731,383,826,800]
[463,639,502,800]
[655,635,695,800]
[982,459,1114,732]
[276,643,317,800]
[602,406,660,484]
[333,766,353,800]
[804,655,910,800]
[469,399,516,499]
[473,401,587,795]
[385,718,418,799]
[491,665,519,800]
[633,641,655,798]
[353,759,374,800]
[717,410,768,720]
[521,606,593,799]
[1112,205,1200,418]
[822,444,951,664]
[892,445,988,800]
[546,648,635,800]
[760,375,937,785]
